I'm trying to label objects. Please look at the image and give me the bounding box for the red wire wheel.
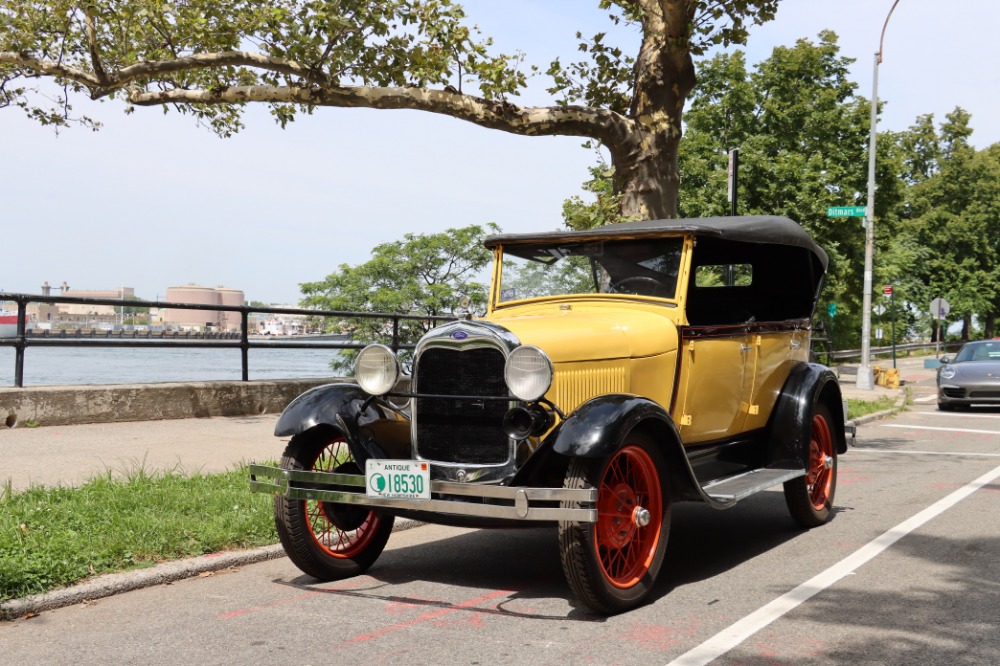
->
[806,411,835,510]
[784,401,839,528]
[560,430,671,614]
[595,445,664,588]
[303,440,387,559]
[274,430,394,580]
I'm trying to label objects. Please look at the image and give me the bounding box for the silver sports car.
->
[937,340,1000,410]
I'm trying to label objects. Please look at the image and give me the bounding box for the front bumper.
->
[938,383,1000,405]
[249,463,598,523]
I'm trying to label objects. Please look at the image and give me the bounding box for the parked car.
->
[250,215,847,613]
[937,340,1000,410]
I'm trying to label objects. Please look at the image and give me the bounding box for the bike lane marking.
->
[664,461,1000,666]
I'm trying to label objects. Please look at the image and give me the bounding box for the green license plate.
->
[365,460,430,500]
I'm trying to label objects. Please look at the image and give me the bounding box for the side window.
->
[695,264,752,288]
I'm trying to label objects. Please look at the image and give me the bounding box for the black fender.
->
[547,394,719,504]
[274,383,412,465]
[767,362,847,470]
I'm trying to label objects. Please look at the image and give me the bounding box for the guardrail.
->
[1,292,457,388]
[820,340,963,362]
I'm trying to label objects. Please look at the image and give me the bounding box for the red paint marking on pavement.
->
[836,467,869,486]
[335,588,512,649]
[218,580,369,620]
[618,620,700,652]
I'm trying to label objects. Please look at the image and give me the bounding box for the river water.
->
[0,346,346,387]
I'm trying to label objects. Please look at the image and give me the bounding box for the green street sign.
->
[828,303,837,317]
[827,206,866,218]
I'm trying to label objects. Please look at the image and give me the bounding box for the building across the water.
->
[161,284,246,332]
[29,282,136,325]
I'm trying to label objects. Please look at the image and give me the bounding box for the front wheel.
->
[274,429,394,580]
[559,430,670,614]
[784,401,838,528]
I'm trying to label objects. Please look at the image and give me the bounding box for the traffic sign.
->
[827,206,866,218]
[883,285,893,296]
[930,297,950,320]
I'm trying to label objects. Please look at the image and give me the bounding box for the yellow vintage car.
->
[250,215,847,613]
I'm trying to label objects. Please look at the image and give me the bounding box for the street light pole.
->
[857,0,901,390]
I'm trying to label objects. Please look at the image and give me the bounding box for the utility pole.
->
[857,0,902,390]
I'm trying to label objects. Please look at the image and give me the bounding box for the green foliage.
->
[561,164,626,231]
[677,31,905,346]
[299,223,497,370]
[0,465,276,603]
[887,111,1000,340]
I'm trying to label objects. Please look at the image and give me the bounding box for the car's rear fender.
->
[766,362,847,470]
[274,383,412,464]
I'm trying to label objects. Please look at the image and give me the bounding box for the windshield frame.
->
[489,236,687,312]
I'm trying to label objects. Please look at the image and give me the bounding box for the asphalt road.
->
[3,368,999,665]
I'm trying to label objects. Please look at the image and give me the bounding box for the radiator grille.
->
[942,387,966,398]
[414,347,511,465]
[968,390,1000,399]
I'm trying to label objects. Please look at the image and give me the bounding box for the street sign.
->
[827,206,866,218]
[930,297,950,320]
[828,303,837,317]
[883,285,893,296]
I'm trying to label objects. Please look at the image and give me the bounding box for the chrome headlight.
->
[505,345,553,402]
[939,365,957,380]
[355,344,400,396]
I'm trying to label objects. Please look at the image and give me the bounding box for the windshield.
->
[955,341,1000,362]
[498,238,683,304]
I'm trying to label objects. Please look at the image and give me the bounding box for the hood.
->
[489,308,678,363]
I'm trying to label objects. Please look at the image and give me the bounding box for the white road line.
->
[665,462,1000,666]
[851,449,1000,458]
[921,411,1000,420]
[914,394,937,403]
[875,424,1000,436]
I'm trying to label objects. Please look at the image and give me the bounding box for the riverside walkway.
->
[0,414,284,491]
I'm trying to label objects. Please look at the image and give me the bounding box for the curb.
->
[0,518,423,621]
[845,386,909,430]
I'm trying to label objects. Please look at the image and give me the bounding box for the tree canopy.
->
[1,0,778,218]
[299,222,496,369]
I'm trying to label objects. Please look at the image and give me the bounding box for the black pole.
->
[14,297,27,388]
[728,148,739,217]
[240,310,249,381]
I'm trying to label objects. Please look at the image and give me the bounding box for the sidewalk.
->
[0,414,285,492]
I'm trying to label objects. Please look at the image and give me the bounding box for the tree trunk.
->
[609,129,680,220]
[985,313,996,339]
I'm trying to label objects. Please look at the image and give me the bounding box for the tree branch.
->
[129,82,632,143]
[0,52,101,88]
[84,8,108,85]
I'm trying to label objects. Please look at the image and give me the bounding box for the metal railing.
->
[1,292,457,388]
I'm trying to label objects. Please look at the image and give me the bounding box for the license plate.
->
[365,460,431,500]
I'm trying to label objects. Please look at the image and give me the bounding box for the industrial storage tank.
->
[163,285,222,329]
[216,287,246,332]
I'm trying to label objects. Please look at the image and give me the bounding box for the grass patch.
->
[847,396,898,420]
[0,464,277,604]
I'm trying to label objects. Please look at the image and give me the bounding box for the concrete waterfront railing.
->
[0,377,348,428]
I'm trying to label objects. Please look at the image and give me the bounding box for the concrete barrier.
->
[0,378,347,428]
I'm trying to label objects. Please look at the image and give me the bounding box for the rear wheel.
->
[559,430,670,613]
[274,430,394,580]
[784,401,838,528]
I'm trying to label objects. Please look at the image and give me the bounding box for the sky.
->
[2,0,998,306]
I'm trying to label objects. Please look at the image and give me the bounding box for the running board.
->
[702,467,805,503]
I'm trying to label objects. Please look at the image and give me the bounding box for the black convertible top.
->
[484,215,828,271]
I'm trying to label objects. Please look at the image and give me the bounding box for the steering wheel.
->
[609,275,668,295]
